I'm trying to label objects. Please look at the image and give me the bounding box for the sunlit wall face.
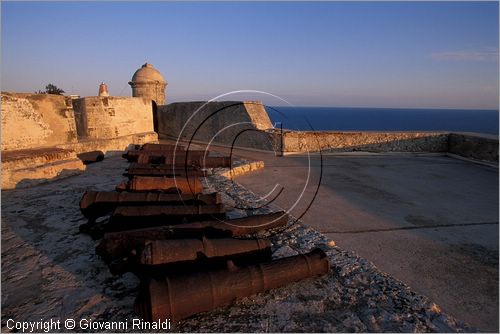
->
[1,1,498,109]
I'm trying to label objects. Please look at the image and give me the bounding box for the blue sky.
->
[1,1,498,109]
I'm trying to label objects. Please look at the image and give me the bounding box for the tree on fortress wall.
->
[36,83,65,95]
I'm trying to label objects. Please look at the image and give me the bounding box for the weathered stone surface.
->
[1,147,86,189]
[280,130,450,153]
[1,148,76,171]
[1,92,158,188]
[277,130,499,163]
[157,101,275,150]
[1,93,78,151]
[219,160,265,179]
[449,132,499,162]
[72,96,155,140]
[57,132,158,156]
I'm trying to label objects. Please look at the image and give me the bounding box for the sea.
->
[265,107,499,135]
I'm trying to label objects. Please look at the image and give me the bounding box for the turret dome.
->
[130,63,166,84]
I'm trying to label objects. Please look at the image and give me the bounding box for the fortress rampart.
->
[1,62,497,189]
[277,130,498,162]
[1,93,78,151]
[72,96,155,140]
[1,92,157,189]
[157,101,275,150]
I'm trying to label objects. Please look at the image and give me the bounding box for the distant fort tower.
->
[129,63,167,105]
[98,82,109,97]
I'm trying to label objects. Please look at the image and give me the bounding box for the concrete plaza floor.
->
[226,149,498,332]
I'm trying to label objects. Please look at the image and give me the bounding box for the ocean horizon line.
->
[267,105,499,112]
[264,106,499,135]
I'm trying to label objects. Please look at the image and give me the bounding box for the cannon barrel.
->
[117,176,203,194]
[126,157,231,168]
[135,151,207,164]
[80,191,222,218]
[80,191,221,219]
[123,148,184,161]
[125,167,205,179]
[96,212,288,261]
[108,204,226,230]
[141,143,185,151]
[141,237,271,266]
[108,237,272,276]
[135,249,329,322]
[77,150,104,164]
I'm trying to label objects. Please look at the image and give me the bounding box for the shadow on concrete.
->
[14,168,85,189]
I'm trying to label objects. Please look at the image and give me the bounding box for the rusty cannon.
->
[80,191,221,220]
[137,156,231,168]
[124,150,182,163]
[135,151,207,165]
[134,248,330,322]
[141,143,186,151]
[80,202,225,238]
[116,176,203,194]
[77,150,105,164]
[141,237,271,266]
[125,165,205,178]
[122,144,186,160]
[95,212,289,262]
[105,204,226,232]
[124,150,206,164]
[108,237,272,276]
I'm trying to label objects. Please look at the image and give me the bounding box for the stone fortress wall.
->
[1,93,78,151]
[157,101,276,151]
[278,130,498,162]
[72,96,155,140]
[1,92,157,189]
[1,93,157,152]
[1,62,497,189]
[156,100,498,162]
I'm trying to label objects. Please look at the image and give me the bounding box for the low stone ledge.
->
[1,147,76,171]
[1,132,158,189]
[1,147,87,189]
[449,132,499,163]
[219,160,265,179]
[56,131,159,156]
[2,157,85,189]
[282,131,449,153]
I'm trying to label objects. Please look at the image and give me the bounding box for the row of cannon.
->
[79,143,329,323]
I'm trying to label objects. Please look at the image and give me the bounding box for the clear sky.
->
[1,1,499,109]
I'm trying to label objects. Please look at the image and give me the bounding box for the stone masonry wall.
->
[449,133,499,162]
[281,131,450,153]
[131,82,166,106]
[72,96,155,140]
[1,93,78,151]
[155,100,498,162]
[157,101,275,150]
[1,93,158,189]
[279,130,498,162]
